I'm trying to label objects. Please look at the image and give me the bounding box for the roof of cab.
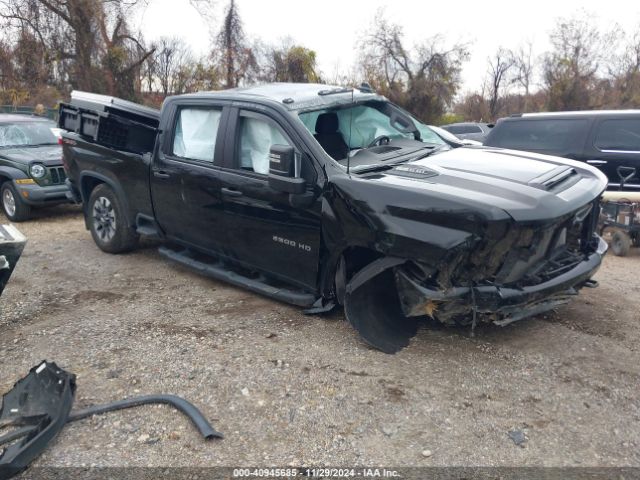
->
[0,114,53,123]
[513,110,640,118]
[175,82,385,111]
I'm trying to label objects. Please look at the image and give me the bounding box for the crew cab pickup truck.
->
[59,84,608,353]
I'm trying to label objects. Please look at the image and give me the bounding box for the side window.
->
[488,119,588,151]
[172,107,222,162]
[594,119,640,152]
[237,114,291,175]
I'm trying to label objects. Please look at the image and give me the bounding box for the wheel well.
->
[81,176,104,203]
[333,246,383,305]
[341,246,383,280]
[0,175,9,186]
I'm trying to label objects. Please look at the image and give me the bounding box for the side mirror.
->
[268,144,306,195]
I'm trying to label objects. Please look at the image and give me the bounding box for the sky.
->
[136,0,640,94]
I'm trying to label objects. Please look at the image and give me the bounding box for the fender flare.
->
[79,172,133,227]
[0,166,30,181]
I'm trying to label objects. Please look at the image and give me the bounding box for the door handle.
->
[153,170,171,178]
[586,160,607,165]
[221,187,243,197]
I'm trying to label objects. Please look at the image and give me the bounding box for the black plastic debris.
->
[0,362,75,480]
[68,395,223,440]
[0,361,222,480]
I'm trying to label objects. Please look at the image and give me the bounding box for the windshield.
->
[298,101,444,161]
[0,121,59,148]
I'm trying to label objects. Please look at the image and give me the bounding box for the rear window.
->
[594,119,640,152]
[486,119,588,152]
[444,125,483,134]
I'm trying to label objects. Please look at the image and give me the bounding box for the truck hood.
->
[367,146,608,222]
[0,145,62,165]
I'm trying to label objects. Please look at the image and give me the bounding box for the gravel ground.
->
[1,205,639,468]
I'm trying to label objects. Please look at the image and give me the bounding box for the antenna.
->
[346,86,354,174]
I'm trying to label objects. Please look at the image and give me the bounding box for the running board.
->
[158,246,316,307]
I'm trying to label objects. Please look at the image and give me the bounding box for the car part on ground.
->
[0,362,75,480]
[67,395,223,440]
[0,361,222,480]
[0,225,26,297]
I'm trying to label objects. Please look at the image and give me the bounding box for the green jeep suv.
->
[0,114,70,221]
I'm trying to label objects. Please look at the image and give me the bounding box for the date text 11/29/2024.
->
[233,468,401,477]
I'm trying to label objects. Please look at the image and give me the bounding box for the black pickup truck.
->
[59,84,608,353]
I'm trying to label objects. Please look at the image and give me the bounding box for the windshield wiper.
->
[352,147,444,174]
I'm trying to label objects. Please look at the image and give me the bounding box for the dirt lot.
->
[1,205,639,468]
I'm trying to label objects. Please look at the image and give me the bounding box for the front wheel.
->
[88,184,138,253]
[1,182,32,222]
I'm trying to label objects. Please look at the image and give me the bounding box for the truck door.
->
[215,107,322,291]
[150,103,229,252]
[587,116,640,191]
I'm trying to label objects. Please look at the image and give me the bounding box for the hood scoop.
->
[390,164,439,179]
[528,166,578,191]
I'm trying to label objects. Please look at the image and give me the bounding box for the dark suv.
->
[0,114,69,221]
[484,111,640,191]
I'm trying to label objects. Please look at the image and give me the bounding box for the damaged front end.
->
[344,199,607,353]
[0,225,27,298]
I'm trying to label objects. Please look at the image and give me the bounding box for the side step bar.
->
[158,246,316,307]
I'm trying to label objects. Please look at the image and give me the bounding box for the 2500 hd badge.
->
[273,235,312,252]
[60,85,608,353]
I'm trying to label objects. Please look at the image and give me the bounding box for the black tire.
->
[87,184,138,253]
[611,230,631,257]
[1,181,32,221]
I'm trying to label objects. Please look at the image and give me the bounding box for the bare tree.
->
[510,40,535,111]
[542,13,615,110]
[0,0,153,99]
[609,27,640,107]
[359,9,469,123]
[153,37,193,95]
[486,48,515,119]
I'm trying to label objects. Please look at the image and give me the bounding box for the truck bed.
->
[59,91,160,155]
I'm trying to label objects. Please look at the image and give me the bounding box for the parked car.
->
[429,125,483,146]
[60,84,607,353]
[0,115,70,221]
[484,110,640,191]
[440,122,493,142]
[0,224,26,297]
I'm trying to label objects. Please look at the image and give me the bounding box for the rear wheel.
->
[611,230,631,257]
[1,182,31,222]
[88,184,138,253]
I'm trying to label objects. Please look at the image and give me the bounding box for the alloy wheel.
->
[92,196,116,242]
[2,188,16,217]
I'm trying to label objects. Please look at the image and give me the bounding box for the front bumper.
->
[13,181,71,206]
[397,235,608,325]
